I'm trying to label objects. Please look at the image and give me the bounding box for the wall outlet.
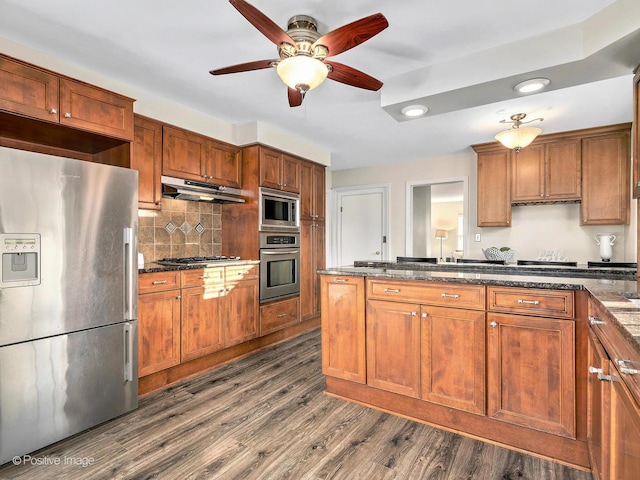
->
[474,233,481,242]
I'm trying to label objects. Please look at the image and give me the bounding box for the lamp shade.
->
[435,229,448,239]
[276,56,329,91]
[495,126,542,150]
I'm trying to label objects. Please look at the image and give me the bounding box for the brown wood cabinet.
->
[224,275,259,347]
[162,125,241,189]
[588,328,610,479]
[581,129,630,225]
[475,147,512,227]
[511,140,581,203]
[259,296,300,335]
[132,115,163,209]
[633,65,640,199]
[138,271,182,377]
[300,161,326,221]
[320,275,366,383]
[259,147,300,193]
[300,219,325,321]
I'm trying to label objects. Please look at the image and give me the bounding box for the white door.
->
[336,187,387,266]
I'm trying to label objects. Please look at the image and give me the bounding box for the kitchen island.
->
[318,263,640,476]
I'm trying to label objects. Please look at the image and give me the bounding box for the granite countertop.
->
[318,263,640,353]
[139,259,260,275]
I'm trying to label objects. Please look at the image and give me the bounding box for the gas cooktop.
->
[156,256,241,266]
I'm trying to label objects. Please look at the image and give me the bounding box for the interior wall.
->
[431,201,463,258]
[412,186,430,257]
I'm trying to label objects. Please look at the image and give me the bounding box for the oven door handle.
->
[261,249,300,255]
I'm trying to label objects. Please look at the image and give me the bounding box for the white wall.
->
[331,151,637,265]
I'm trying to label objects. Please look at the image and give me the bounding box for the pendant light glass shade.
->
[495,126,542,150]
[276,56,329,91]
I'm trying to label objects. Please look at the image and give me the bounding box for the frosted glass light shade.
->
[276,56,329,91]
[435,229,448,239]
[495,126,542,150]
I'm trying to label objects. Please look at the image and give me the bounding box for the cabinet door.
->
[162,126,205,181]
[511,144,545,202]
[0,56,59,122]
[366,299,421,398]
[259,296,300,335]
[224,279,259,347]
[477,149,511,226]
[321,275,366,383]
[610,367,640,480]
[300,161,314,220]
[300,220,325,321]
[312,164,326,221]
[59,78,133,140]
[205,142,242,188]
[138,290,181,377]
[259,147,282,189]
[132,115,163,210]
[487,313,576,437]
[581,131,630,225]
[633,66,640,199]
[587,329,610,480]
[546,139,581,200]
[421,305,485,414]
[181,286,224,362]
[281,154,300,193]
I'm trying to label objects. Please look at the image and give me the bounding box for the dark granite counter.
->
[319,263,640,353]
[139,259,260,275]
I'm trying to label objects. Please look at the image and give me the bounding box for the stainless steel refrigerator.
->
[0,146,138,465]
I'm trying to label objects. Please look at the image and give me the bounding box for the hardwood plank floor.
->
[0,328,593,480]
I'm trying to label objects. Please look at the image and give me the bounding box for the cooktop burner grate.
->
[156,255,241,266]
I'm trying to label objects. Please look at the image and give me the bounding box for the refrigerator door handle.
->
[123,227,136,321]
[124,322,134,382]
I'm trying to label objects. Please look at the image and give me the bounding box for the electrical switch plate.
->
[474,233,481,242]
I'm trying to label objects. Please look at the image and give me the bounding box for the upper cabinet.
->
[300,160,326,222]
[475,147,511,227]
[0,55,133,141]
[132,115,163,210]
[162,125,241,189]
[511,140,581,203]
[259,147,300,193]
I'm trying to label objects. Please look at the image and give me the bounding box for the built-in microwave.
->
[259,187,300,232]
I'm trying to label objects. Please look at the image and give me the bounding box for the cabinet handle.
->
[421,312,428,318]
[152,280,168,285]
[517,299,540,305]
[282,183,287,187]
[333,279,347,283]
[589,366,603,374]
[237,271,249,275]
[50,108,57,114]
[200,275,209,279]
[384,288,400,293]
[589,315,606,325]
[176,295,182,299]
[410,312,417,316]
[277,313,287,318]
[616,359,640,375]
[490,321,497,327]
[441,293,459,299]
[64,112,71,118]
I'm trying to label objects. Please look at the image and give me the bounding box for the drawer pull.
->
[517,299,540,305]
[200,275,209,279]
[152,280,168,285]
[421,312,428,318]
[411,311,417,317]
[333,279,347,283]
[384,288,400,293]
[590,365,617,382]
[277,313,287,318]
[589,316,606,325]
[616,359,640,375]
[589,366,603,374]
[490,321,497,328]
[441,293,459,299]
[176,295,182,300]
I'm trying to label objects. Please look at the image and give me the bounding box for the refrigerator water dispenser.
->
[1,233,41,287]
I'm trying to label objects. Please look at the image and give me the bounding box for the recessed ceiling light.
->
[514,78,550,94]
[401,104,428,117]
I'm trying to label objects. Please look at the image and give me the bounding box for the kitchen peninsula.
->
[319,262,640,477]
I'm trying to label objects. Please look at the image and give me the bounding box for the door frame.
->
[331,184,390,267]
[405,176,469,258]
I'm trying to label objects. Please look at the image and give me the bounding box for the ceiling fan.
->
[209,0,389,107]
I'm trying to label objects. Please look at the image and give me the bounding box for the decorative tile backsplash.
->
[138,198,222,263]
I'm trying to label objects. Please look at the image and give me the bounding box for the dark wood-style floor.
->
[0,328,593,480]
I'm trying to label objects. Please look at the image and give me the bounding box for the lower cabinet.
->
[224,276,259,347]
[260,296,300,336]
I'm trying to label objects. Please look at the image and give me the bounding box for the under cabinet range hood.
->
[161,176,245,203]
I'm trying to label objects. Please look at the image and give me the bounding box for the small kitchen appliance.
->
[595,233,616,262]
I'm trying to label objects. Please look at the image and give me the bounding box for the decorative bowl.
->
[482,247,515,262]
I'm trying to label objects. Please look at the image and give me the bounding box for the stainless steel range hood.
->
[161,176,245,203]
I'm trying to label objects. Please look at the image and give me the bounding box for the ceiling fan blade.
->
[209,59,276,75]
[326,61,383,91]
[313,13,388,58]
[229,0,296,47]
[288,87,304,107]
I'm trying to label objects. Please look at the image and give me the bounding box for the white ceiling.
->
[1,0,639,170]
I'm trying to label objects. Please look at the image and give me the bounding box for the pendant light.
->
[495,113,543,153]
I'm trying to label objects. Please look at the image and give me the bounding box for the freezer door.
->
[0,321,138,465]
[0,147,138,345]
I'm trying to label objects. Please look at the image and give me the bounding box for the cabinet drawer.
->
[367,279,485,310]
[487,286,574,319]
[226,263,259,282]
[260,296,300,335]
[139,270,181,293]
[182,267,225,288]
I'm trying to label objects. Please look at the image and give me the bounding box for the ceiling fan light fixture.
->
[514,78,550,94]
[401,104,428,117]
[276,56,329,92]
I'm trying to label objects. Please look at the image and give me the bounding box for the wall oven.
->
[259,232,300,303]
[259,187,300,232]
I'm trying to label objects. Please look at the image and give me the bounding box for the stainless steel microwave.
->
[259,187,300,232]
